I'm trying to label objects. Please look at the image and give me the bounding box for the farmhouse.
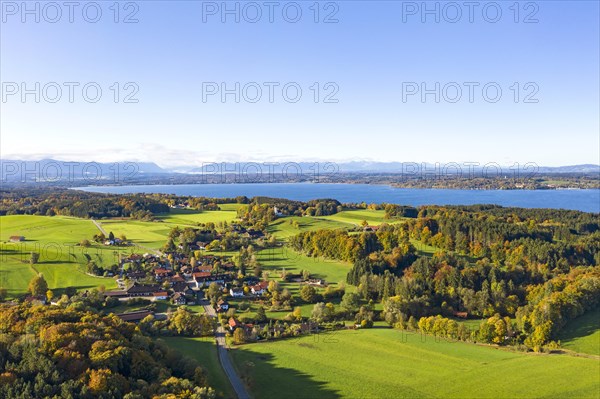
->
[250,281,269,295]
[9,236,25,242]
[229,287,244,297]
[171,292,187,305]
[228,317,241,331]
[217,299,230,312]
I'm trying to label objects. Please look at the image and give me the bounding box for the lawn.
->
[163,337,235,398]
[156,207,240,225]
[230,327,600,399]
[319,209,403,226]
[0,215,118,296]
[257,248,351,290]
[99,219,172,249]
[267,216,352,240]
[557,307,600,356]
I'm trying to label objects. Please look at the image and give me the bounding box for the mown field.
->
[156,207,241,226]
[0,215,118,296]
[557,308,600,356]
[267,217,352,239]
[230,326,600,399]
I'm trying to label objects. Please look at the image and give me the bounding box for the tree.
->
[300,285,317,303]
[340,292,360,312]
[0,287,7,301]
[29,252,40,265]
[46,290,54,303]
[233,328,246,344]
[28,273,48,296]
[108,231,115,241]
[206,282,222,304]
[256,306,267,322]
[311,302,326,323]
[80,239,91,247]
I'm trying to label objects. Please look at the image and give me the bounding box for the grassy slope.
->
[230,327,600,399]
[0,215,118,295]
[268,217,352,239]
[162,337,235,399]
[557,307,600,356]
[156,208,240,226]
[319,210,403,226]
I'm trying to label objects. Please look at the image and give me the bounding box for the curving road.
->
[202,301,251,399]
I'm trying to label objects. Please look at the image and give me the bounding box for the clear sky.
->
[1,1,599,168]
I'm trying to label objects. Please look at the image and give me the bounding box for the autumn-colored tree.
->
[28,273,48,296]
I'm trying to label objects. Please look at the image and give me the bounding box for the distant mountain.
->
[184,161,600,174]
[2,159,598,184]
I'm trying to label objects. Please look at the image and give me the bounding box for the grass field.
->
[163,337,235,398]
[156,207,241,226]
[319,210,402,226]
[0,215,118,296]
[230,326,600,399]
[558,308,600,356]
[267,217,352,239]
[98,219,172,250]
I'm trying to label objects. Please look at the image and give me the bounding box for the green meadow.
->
[0,215,118,296]
[267,216,352,239]
[156,207,241,226]
[163,337,235,399]
[557,308,600,356]
[319,209,401,226]
[230,326,600,399]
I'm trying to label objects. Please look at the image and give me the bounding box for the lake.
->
[72,183,600,213]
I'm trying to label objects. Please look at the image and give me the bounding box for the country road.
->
[91,219,107,235]
[202,301,251,399]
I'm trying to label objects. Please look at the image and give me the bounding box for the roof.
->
[251,281,269,291]
[116,310,154,322]
[228,318,241,328]
[126,283,161,294]
[152,291,168,297]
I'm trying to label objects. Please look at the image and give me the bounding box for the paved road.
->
[202,301,251,399]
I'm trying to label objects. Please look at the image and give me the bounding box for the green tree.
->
[28,273,48,296]
[29,252,40,265]
[300,285,317,303]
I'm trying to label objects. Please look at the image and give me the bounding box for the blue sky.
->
[1,1,599,167]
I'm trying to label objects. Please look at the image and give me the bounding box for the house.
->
[24,295,46,305]
[9,236,25,243]
[229,287,244,297]
[125,283,162,297]
[116,309,154,322]
[452,310,468,319]
[217,299,230,312]
[172,281,193,295]
[228,317,241,331]
[152,291,168,300]
[306,278,326,286]
[172,292,187,305]
[250,281,269,295]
